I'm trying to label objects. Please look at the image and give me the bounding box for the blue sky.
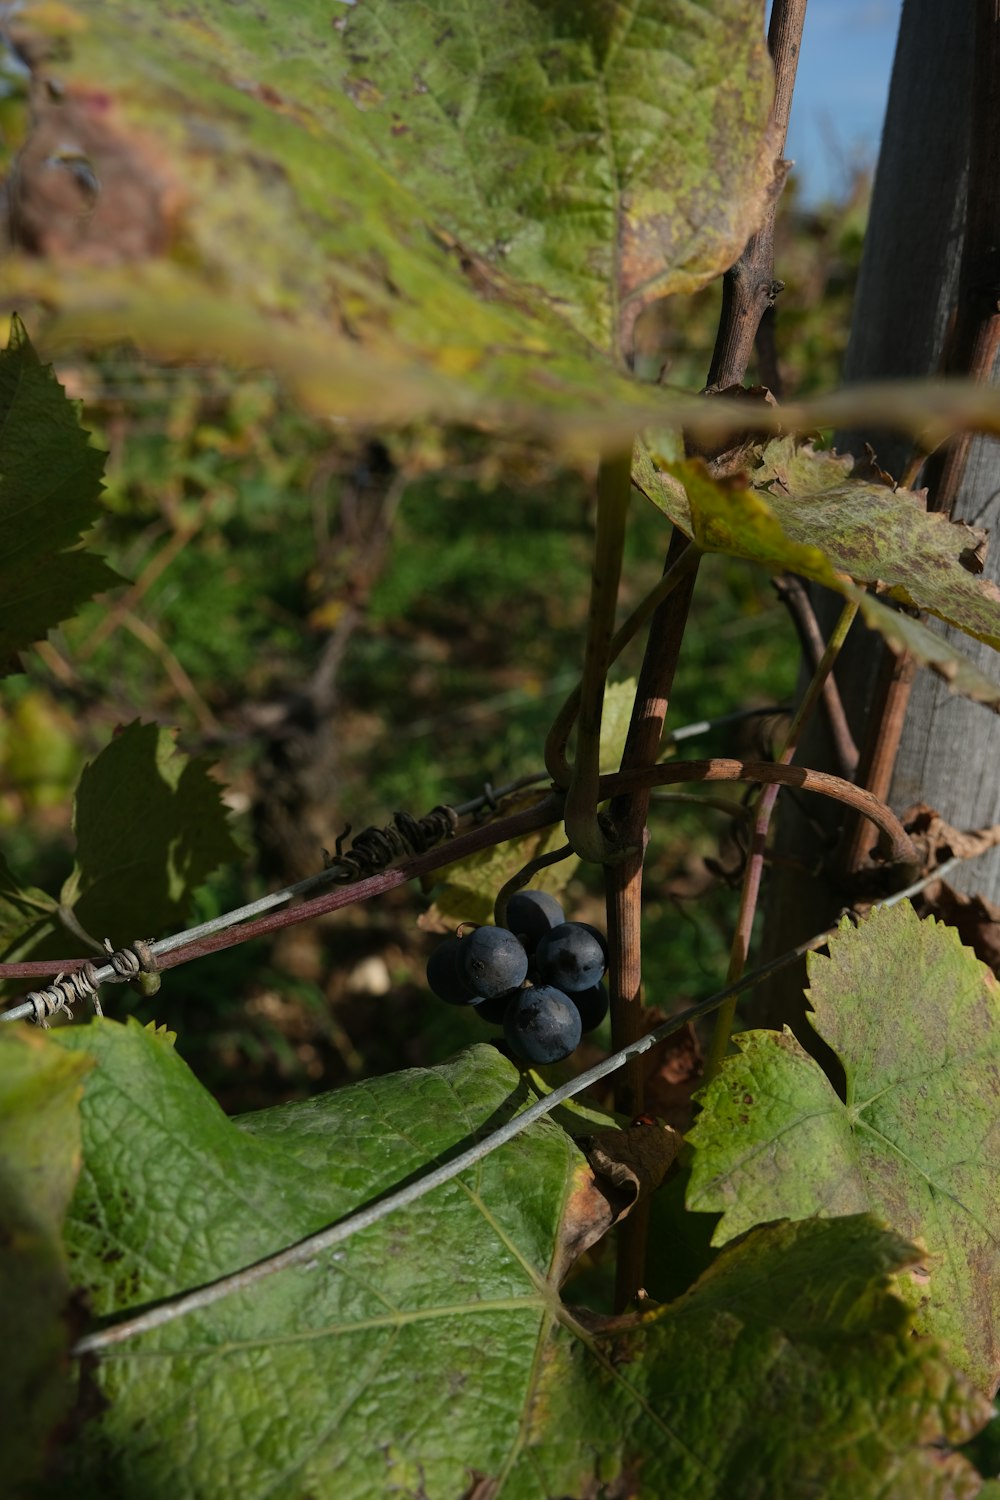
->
[770,0,903,203]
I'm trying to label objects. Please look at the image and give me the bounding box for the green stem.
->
[562,448,633,864]
[704,598,860,1082]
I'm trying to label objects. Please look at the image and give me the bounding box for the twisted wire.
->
[20,940,158,1026]
[324,805,458,882]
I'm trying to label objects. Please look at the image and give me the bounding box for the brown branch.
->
[705,0,806,391]
[704,599,859,1082]
[602,760,916,867]
[610,0,808,1314]
[837,645,917,876]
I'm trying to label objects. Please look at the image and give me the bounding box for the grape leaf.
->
[633,449,1000,709]
[0,313,118,664]
[753,440,1000,649]
[4,0,776,439]
[687,900,1000,1390]
[856,594,1000,711]
[51,1021,990,1497]
[0,722,241,971]
[0,1026,92,1494]
[59,720,243,945]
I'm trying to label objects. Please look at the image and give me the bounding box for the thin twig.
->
[837,646,917,876]
[117,609,223,736]
[494,844,572,930]
[609,529,698,1114]
[705,600,859,1081]
[772,575,859,777]
[70,853,971,1360]
[0,708,785,988]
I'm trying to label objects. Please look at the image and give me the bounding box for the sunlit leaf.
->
[633,449,1000,710]
[687,901,1000,1390]
[754,440,1000,648]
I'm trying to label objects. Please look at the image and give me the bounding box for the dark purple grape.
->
[504,984,582,1065]
[505,889,565,951]
[459,926,529,1000]
[427,937,479,1005]
[571,983,609,1033]
[535,922,607,993]
[472,989,517,1025]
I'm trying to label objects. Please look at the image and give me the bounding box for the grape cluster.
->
[426,890,609,1065]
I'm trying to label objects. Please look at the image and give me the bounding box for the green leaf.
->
[7,1,776,438]
[633,450,1000,709]
[52,1022,990,1497]
[687,901,1000,1390]
[0,1026,92,1493]
[324,0,778,359]
[61,720,243,946]
[0,313,118,663]
[599,675,639,770]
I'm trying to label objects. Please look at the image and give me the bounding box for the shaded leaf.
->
[687,900,1000,1390]
[0,313,118,663]
[0,1026,92,1494]
[0,725,241,974]
[50,1023,990,1500]
[60,720,243,945]
[6,1,775,440]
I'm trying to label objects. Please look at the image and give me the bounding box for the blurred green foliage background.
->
[0,180,867,1111]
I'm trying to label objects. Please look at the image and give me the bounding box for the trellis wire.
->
[71,855,964,1359]
[0,705,786,1025]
